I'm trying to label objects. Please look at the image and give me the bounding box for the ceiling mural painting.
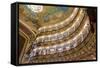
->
[19,4,97,64]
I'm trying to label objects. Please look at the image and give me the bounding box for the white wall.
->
[0,0,99,68]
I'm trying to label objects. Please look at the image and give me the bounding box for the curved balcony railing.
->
[29,16,90,58]
[36,9,85,43]
[38,8,79,33]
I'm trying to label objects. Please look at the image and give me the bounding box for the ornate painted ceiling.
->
[19,4,97,64]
